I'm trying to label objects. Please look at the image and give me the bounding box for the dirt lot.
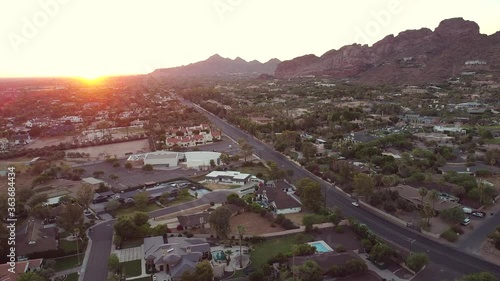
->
[479,240,500,266]
[26,136,75,149]
[284,212,311,225]
[156,205,210,221]
[65,139,150,159]
[203,182,238,190]
[228,212,284,236]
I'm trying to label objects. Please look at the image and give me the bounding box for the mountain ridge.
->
[152,54,281,77]
[274,17,500,85]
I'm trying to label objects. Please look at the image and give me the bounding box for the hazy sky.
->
[1,0,499,78]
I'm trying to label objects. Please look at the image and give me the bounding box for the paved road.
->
[81,191,233,281]
[181,97,500,278]
[458,208,500,254]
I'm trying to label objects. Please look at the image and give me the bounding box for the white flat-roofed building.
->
[144,152,179,167]
[183,151,221,168]
[205,171,255,185]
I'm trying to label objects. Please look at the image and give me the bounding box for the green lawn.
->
[485,138,500,144]
[60,240,83,253]
[250,234,312,269]
[53,254,85,271]
[237,165,270,178]
[120,259,142,277]
[66,272,79,281]
[121,238,144,249]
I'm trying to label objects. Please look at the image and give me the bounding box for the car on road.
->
[471,211,486,218]
[351,201,359,207]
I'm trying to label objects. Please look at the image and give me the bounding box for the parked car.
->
[351,201,359,207]
[461,217,471,226]
[92,196,108,204]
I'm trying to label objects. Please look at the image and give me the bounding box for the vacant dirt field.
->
[65,139,149,159]
[156,204,210,221]
[26,136,75,149]
[204,182,237,190]
[229,212,284,236]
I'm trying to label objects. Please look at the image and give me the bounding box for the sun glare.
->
[76,75,106,84]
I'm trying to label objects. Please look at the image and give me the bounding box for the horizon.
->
[1,0,500,78]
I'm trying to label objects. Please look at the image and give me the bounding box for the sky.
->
[0,0,499,78]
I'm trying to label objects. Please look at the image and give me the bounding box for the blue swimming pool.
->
[308,241,334,253]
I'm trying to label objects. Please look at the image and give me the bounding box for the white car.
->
[351,201,359,207]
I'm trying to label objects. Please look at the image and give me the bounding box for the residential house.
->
[343,132,378,144]
[402,86,427,94]
[433,126,467,135]
[16,219,58,258]
[438,163,500,176]
[144,236,211,281]
[414,132,454,143]
[13,134,31,145]
[256,184,302,214]
[0,258,43,281]
[177,213,209,230]
[392,184,460,213]
[0,138,9,152]
[402,114,440,125]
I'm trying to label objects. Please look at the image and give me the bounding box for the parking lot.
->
[79,159,194,190]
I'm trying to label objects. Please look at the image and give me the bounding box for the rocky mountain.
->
[275,18,500,85]
[152,54,281,77]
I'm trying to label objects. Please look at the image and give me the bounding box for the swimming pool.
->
[308,241,334,253]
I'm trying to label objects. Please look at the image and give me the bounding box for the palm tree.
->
[423,203,434,225]
[428,189,439,213]
[381,175,396,192]
[237,225,246,268]
[418,188,428,209]
[224,250,233,266]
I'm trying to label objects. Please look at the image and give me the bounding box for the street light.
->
[408,238,416,253]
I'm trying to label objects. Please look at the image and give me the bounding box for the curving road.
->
[180,97,500,278]
[81,191,233,281]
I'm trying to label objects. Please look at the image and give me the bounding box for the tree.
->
[106,199,120,212]
[210,159,216,168]
[142,164,153,172]
[418,188,428,208]
[296,178,323,213]
[134,191,149,210]
[459,272,499,281]
[27,193,48,208]
[124,162,133,170]
[132,212,150,226]
[77,184,94,211]
[353,173,375,199]
[17,272,45,281]
[57,204,84,231]
[108,253,121,273]
[268,161,286,180]
[237,225,246,268]
[58,195,73,205]
[238,138,254,161]
[209,206,232,238]
[302,142,318,161]
[428,189,439,211]
[109,174,119,182]
[405,252,429,272]
[17,188,34,203]
[422,203,435,225]
[440,207,466,224]
[381,175,396,191]
[93,170,104,178]
[181,260,214,281]
[114,217,139,240]
[294,260,323,281]
[369,243,394,264]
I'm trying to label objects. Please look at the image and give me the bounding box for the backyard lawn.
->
[53,254,85,271]
[250,234,312,269]
[59,239,85,253]
[120,259,142,277]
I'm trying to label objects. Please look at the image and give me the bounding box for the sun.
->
[75,74,106,84]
